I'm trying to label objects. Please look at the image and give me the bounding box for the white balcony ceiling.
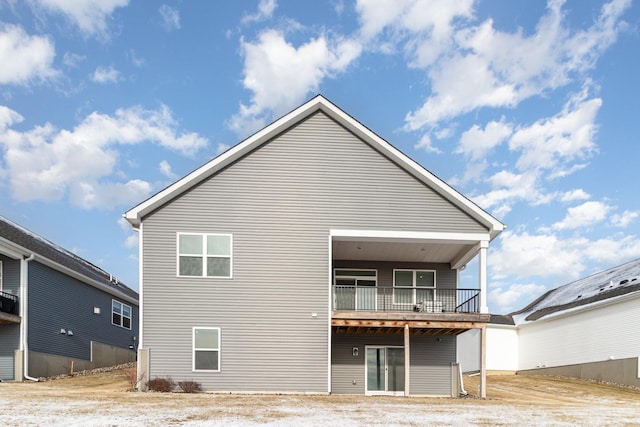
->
[332,240,475,264]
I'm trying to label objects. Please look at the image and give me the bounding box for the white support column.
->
[480,326,487,398]
[478,241,489,314]
[404,324,410,397]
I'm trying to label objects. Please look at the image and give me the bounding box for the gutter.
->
[20,253,39,382]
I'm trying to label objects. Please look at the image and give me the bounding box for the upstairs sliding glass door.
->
[334,269,377,310]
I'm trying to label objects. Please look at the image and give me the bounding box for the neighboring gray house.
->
[125,95,504,397]
[0,216,139,380]
[459,257,640,388]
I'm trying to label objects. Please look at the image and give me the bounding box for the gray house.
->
[0,216,139,380]
[125,95,504,397]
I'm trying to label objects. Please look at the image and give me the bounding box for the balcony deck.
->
[0,291,20,324]
[331,286,488,335]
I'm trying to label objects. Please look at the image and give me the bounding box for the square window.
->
[178,233,232,278]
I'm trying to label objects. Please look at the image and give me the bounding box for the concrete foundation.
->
[519,357,640,388]
[26,341,136,378]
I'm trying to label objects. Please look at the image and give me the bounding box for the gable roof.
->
[510,257,640,324]
[125,95,504,239]
[0,215,138,304]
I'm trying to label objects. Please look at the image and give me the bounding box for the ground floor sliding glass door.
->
[365,346,404,395]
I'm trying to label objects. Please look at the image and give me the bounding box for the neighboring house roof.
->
[510,257,640,324]
[0,215,138,303]
[124,95,505,239]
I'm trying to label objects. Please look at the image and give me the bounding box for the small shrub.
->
[124,365,145,391]
[146,376,175,392]
[178,380,202,393]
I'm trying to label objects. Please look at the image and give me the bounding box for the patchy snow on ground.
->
[1,393,639,426]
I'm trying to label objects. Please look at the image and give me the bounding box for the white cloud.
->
[228,29,361,135]
[118,217,139,248]
[216,143,231,155]
[159,160,178,180]
[552,201,611,230]
[489,229,640,283]
[0,104,208,209]
[0,24,57,85]
[457,119,512,160]
[611,210,639,228]
[242,0,277,24]
[489,283,547,313]
[356,0,474,66]
[413,134,440,153]
[401,0,630,130]
[159,4,180,31]
[91,65,121,84]
[470,91,602,214]
[62,52,85,68]
[30,0,129,38]
[559,189,590,203]
[509,93,601,175]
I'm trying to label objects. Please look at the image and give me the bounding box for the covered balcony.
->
[0,290,20,323]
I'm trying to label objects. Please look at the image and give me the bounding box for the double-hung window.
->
[193,327,220,371]
[178,233,232,278]
[112,300,132,329]
[393,269,436,305]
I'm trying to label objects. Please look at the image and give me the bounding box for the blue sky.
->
[1,0,639,313]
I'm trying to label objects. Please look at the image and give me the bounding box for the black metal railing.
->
[0,291,19,316]
[333,286,480,313]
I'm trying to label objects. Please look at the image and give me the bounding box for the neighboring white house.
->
[459,257,640,387]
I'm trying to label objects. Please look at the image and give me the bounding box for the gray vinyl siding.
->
[27,262,138,361]
[331,333,455,395]
[333,261,456,289]
[0,323,19,380]
[0,255,20,380]
[0,255,20,297]
[141,111,487,392]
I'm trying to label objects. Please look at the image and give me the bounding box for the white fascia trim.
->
[0,238,31,259]
[330,229,491,244]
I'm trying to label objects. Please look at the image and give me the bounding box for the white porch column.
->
[404,324,410,397]
[478,241,489,314]
[480,326,487,398]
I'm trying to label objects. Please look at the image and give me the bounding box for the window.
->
[112,300,132,329]
[178,233,232,278]
[193,327,220,371]
[393,269,436,304]
[0,260,3,291]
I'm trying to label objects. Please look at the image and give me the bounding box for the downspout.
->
[20,253,39,382]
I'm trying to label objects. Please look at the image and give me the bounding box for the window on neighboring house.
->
[193,327,220,371]
[393,269,436,305]
[178,233,232,278]
[0,260,3,291]
[112,300,132,329]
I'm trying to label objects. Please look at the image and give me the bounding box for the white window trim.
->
[177,233,233,279]
[392,269,436,305]
[111,299,132,330]
[193,327,221,372]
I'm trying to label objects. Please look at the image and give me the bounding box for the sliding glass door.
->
[366,346,405,395]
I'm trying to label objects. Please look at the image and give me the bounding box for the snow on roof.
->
[510,257,640,324]
[0,215,138,302]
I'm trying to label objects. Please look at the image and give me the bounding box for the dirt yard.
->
[1,366,639,426]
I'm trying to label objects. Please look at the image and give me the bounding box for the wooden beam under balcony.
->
[332,311,489,336]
